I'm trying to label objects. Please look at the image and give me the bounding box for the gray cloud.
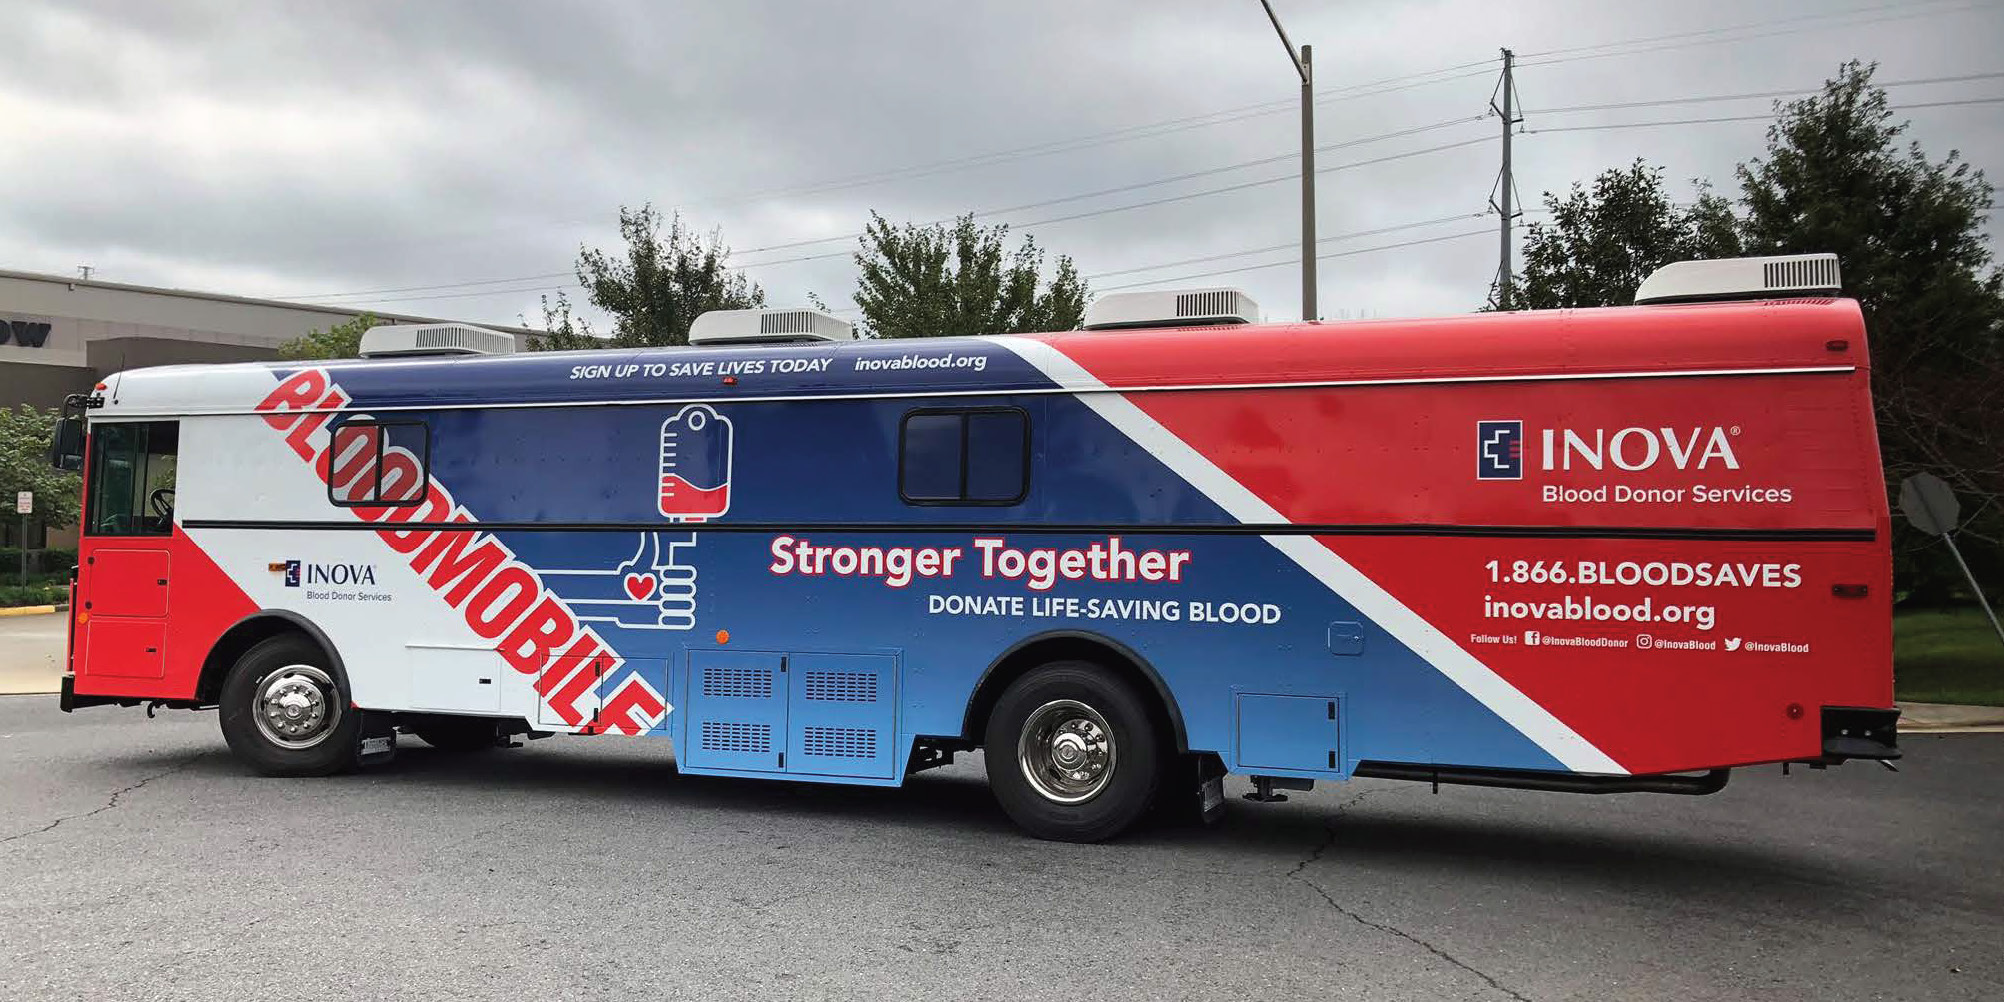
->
[3,0,2000,327]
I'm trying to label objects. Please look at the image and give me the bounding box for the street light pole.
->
[1259,0,1316,321]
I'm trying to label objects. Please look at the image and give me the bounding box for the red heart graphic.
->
[623,572,657,602]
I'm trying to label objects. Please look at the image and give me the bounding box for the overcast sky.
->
[5,0,2001,329]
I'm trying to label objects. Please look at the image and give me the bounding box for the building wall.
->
[0,269,538,411]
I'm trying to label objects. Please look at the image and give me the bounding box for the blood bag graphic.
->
[659,404,732,521]
[540,403,734,633]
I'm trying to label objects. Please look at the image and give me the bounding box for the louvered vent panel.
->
[703,666,774,700]
[1176,290,1239,319]
[1763,257,1839,291]
[700,721,772,753]
[760,311,817,334]
[801,726,877,759]
[802,671,878,703]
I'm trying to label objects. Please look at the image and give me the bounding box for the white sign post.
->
[13,491,28,587]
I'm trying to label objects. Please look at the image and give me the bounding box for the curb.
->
[0,604,61,618]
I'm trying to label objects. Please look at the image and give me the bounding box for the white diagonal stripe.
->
[988,335,1627,775]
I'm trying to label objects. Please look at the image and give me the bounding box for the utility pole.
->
[1259,1,1316,321]
[1490,48,1521,310]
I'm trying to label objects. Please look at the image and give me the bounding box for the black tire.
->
[409,716,501,752]
[984,661,1163,843]
[218,634,359,777]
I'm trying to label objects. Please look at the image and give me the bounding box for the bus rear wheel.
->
[218,634,359,777]
[984,661,1162,842]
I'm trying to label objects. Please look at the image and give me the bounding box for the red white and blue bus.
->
[50,252,1898,841]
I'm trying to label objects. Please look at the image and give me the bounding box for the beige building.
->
[0,268,539,411]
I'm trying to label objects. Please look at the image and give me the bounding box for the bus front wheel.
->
[984,661,1162,842]
[218,634,360,777]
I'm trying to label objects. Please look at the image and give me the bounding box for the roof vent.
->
[358,323,518,358]
[688,308,856,346]
[1634,253,1842,305]
[1082,288,1260,331]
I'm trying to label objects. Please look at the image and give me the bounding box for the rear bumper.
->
[59,673,142,712]
[1820,705,1900,761]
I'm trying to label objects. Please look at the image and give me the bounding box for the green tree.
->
[0,405,83,532]
[277,312,381,360]
[850,212,1087,339]
[1737,61,2004,601]
[1499,160,1741,309]
[534,204,764,350]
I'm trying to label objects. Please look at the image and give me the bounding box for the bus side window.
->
[85,421,180,536]
[899,408,1028,505]
[327,418,430,508]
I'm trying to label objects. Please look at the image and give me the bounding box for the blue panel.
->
[1237,694,1341,773]
[1327,621,1365,657]
[787,653,898,780]
[684,650,786,772]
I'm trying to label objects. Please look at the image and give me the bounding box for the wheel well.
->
[197,612,344,704]
[959,632,1187,752]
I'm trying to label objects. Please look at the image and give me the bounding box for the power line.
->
[1093,228,1494,293]
[1525,96,2004,135]
[1520,0,1948,60]
[1083,213,1487,280]
[1518,0,1997,69]
[1526,71,2004,115]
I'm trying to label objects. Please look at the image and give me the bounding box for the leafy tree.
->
[1737,61,2004,601]
[534,204,764,350]
[277,312,381,360]
[1498,161,1741,309]
[0,405,82,532]
[850,212,1086,339]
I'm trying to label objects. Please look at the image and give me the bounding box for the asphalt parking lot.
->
[1,694,1998,1002]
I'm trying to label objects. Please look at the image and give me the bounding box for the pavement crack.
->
[1286,790,1533,1002]
[0,754,202,846]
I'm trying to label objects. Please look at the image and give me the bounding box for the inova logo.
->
[276,559,377,587]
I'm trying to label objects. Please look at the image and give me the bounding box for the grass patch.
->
[1896,607,2004,706]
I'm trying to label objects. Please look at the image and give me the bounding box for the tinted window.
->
[85,421,179,536]
[327,418,429,508]
[965,412,1027,501]
[899,409,1027,505]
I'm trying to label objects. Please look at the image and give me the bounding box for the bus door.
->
[77,421,180,681]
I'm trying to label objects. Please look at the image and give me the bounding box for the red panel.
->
[1047,303,1894,775]
[83,618,166,680]
[86,548,170,616]
[74,528,260,701]
[1042,298,1869,389]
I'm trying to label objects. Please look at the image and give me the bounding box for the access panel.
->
[683,650,787,773]
[786,653,898,780]
[1236,694,1343,774]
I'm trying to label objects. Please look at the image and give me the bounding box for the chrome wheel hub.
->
[1018,699,1116,804]
[253,665,340,749]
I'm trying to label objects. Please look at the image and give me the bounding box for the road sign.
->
[1899,473,2004,648]
[14,491,29,515]
[1898,473,1959,536]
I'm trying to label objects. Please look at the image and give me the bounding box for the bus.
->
[49,252,1899,842]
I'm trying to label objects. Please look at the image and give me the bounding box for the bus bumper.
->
[59,673,141,712]
[1821,706,1900,762]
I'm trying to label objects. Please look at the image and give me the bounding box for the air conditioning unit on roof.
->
[1082,288,1260,331]
[689,308,856,346]
[358,323,517,358]
[1634,253,1842,305]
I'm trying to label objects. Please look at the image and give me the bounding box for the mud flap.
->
[356,710,398,768]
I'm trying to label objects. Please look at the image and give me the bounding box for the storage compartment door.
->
[1236,694,1343,774]
[684,650,786,773]
[787,653,897,780]
[82,617,166,680]
[407,646,505,713]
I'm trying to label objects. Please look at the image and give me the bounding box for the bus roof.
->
[90,297,1866,419]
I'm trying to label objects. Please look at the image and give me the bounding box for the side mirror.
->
[49,417,84,472]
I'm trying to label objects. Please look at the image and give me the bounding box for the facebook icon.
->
[1477,420,1524,480]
